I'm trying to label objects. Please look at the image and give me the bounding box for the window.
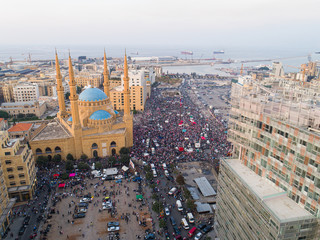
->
[6,168,13,172]
[20,181,26,185]
[17,166,23,171]
[19,174,25,178]
[5,160,11,165]
[9,182,16,186]
[8,175,14,179]
[5,152,10,156]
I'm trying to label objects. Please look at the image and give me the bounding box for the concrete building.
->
[271,62,284,78]
[8,123,33,141]
[13,82,39,102]
[0,119,8,131]
[0,101,47,117]
[110,68,155,111]
[215,75,320,239]
[0,131,36,202]
[29,51,133,160]
[2,83,15,103]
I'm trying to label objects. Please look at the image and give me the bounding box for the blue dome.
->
[89,110,111,120]
[78,88,107,102]
[67,116,72,122]
[114,110,119,114]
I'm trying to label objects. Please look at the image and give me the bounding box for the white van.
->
[181,218,189,230]
[176,200,183,211]
[150,164,155,170]
[168,187,177,195]
[187,212,195,223]
[151,148,155,154]
[152,170,157,178]
[162,163,167,170]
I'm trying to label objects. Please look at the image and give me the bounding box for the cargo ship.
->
[213,50,225,54]
[181,51,193,55]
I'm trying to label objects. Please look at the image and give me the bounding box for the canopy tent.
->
[192,122,197,125]
[136,195,143,200]
[122,166,129,172]
[53,174,59,178]
[58,183,65,188]
[201,136,206,140]
[69,173,76,177]
[179,147,184,152]
[182,129,187,133]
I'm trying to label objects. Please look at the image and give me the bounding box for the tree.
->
[66,153,74,161]
[176,174,185,185]
[65,160,74,171]
[146,172,153,181]
[143,165,151,172]
[76,86,82,94]
[159,218,167,229]
[52,154,62,163]
[78,162,90,170]
[132,109,137,115]
[120,154,130,166]
[183,187,191,200]
[108,156,116,166]
[119,147,130,155]
[36,156,48,167]
[95,162,102,170]
[152,201,163,214]
[0,111,9,119]
[151,193,159,200]
[186,199,196,211]
[61,173,69,180]
[65,92,70,100]
[80,154,88,160]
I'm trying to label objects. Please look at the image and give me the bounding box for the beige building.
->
[8,123,33,141]
[2,83,15,103]
[0,131,36,202]
[13,82,39,102]
[0,101,47,117]
[29,51,133,160]
[110,68,155,111]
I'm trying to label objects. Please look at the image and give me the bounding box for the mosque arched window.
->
[92,143,98,149]
[55,146,61,153]
[36,148,42,155]
[110,141,116,147]
[45,147,52,154]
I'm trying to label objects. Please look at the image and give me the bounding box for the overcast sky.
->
[1,0,319,49]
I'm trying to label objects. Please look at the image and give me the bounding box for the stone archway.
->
[93,150,98,158]
[47,155,52,161]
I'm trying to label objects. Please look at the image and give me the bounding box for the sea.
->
[0,44,319,75]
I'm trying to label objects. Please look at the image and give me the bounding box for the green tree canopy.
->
[152,201,163,214]
[146,172,153,181]
[108,156,116,166]
[120,154,130,166]
[186,199,196,211]
[95,162,102,170]
[159,218,167,229]
[78,162,90,170]
[36,156,48,167]
[80,154,88,160]
[66,153,74,161]
[119,147,130,155]
[0,111,9,119]
[65,160,74,171]
[52,154,62,163]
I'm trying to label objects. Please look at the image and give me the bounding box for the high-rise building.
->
[13,82,39,102]
[215,75,320,239]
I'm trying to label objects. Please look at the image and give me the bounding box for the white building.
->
[13,83,39,102]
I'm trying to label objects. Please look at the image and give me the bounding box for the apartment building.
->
[110,68,155,111]
[215,75,320,239]
[0,131,36,202]
[13,82,39,102]
[0,101,46,118]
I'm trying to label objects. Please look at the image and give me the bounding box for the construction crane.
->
[286,64,308,82]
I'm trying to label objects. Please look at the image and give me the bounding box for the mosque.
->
[29,51,133,160]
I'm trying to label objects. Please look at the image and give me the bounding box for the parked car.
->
[73,213,86,219]
[80,198,91,203]
[164,207,170,216]
[78,202,89,208]
[108,226,120,232]
[202,225,212,233]
[197,223,207,231]
[107,222,119,227]
[194,232,203,240]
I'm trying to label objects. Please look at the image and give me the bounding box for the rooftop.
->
[31,120,72,141]
[8,123,33,132]
[224,158,314,223]
[194,177,216,197]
